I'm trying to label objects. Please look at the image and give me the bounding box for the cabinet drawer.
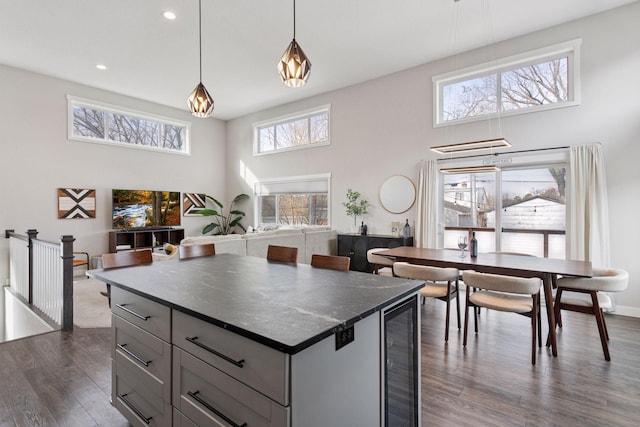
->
[173,310,290,405]
[172,408,198,427]
[112,314,171,401]
[173,347,290,427]
[112,287,171,341]
[113,360,172,427]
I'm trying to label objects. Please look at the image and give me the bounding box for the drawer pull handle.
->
[115,304,150,321]
[118,393,152,425]
[187,390,247,427]
[117,343,151,367]
[185,336,245,368]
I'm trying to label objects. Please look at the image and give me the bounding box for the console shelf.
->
[108,228,184,253]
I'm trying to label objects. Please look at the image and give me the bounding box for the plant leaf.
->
[233,194,250,203]
[229,210,245,216]
[202,223,218,234]
[198,209,219,217]
[205,194,224,209]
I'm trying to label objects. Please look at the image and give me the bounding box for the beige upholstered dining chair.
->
[393,262,461,342]
[311,254,351,271]
[100,249,153,307]
[462,270,542,365]
[553,267,629,361]
[266,245,298,263]
[367,248,394,276]
[179,243,216,259]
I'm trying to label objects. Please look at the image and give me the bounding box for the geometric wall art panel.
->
[183,192,206,216]
[58,188,96,219]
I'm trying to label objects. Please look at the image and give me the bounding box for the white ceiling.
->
[1,0,635,120]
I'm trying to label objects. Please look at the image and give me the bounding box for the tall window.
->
[255,174,330,227]
[67,96,190,155]
[443,164,567,258]
[433,39,581,126]
[253,105,330,155]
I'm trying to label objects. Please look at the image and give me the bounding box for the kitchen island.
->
[90,253,423,427]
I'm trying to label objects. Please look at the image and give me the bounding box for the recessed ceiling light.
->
[95,64,107,71]
[162,10,177,20]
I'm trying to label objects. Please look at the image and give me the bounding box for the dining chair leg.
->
[554,288,564,329]
[531,294,537,365]
[463,289,471,346]
[444,282,452,342]
[455,280,461,330]
[591,291,611,361]
[601,308,610,341]
[536,293,542,348]
[473,297,479,334]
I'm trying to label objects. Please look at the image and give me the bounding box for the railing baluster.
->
[6,230,74,330]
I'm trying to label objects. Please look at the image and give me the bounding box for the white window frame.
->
[433,39,581,127]
[252,105,331,156]
[254,173,331,227]
[67,95,191,155]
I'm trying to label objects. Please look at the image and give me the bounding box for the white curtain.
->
[568,143,610,267]
[415,160,439,248]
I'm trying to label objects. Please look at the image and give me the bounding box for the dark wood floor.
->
[420,300,640,426]
[1,302,639,426]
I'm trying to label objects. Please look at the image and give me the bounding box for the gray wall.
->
[0,64,227,282]
[225,2,640,315]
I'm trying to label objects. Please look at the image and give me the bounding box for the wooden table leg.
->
[543,273,558,357]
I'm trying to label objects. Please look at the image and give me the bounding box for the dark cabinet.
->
[108,228,184,253]
[338,234,413,272]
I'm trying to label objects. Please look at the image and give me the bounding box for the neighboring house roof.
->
[486,196,565,230]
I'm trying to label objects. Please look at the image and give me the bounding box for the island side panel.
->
[290,311,381,426]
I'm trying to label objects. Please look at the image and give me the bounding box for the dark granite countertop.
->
[89,253,423,354]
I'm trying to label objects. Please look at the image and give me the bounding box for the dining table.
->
[376,247,593,357]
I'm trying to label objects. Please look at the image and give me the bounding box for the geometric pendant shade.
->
[188,0,214,118]
[277,0,311,87]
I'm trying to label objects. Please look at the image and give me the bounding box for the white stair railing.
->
[5,229,74,330]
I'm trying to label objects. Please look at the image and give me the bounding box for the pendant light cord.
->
[199,0,203,82]
[293,0,296,39]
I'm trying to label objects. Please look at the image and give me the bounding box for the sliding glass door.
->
[443,164,566,258]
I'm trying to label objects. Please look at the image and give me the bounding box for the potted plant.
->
[343,189,368,233]
[199,193,250,235]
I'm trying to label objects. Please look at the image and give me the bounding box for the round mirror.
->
[380,175,416,214]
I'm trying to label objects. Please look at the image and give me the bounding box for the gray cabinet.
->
[111,287,172,427]
[338,234,413,272]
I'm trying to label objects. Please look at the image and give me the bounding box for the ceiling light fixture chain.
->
[188,0,214,118]
[277,0,312,88]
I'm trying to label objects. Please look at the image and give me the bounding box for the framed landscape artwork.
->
[183,192,206,216]
[58,188,96,219]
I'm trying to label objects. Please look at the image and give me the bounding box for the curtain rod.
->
[435,145,570,162]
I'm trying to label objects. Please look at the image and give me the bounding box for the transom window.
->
[253,105,330,155]
[255,174,330,227]
[433,39,581,126]
[67,96,190,155]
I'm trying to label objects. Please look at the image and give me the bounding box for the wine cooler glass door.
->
[383,296,419,427]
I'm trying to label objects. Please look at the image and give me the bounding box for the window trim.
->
[67,95,192,155]
[254,173,332,227]
[252,104,331,156]
[432,39,581,127]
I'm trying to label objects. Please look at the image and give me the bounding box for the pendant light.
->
[277,0,311,87]
[188,0,214,118]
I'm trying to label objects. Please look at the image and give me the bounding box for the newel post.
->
[60,235,75,331]
[26,229,38,304]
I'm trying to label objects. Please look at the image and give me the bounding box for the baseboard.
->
[609,305,640,318]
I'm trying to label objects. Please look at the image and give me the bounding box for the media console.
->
[108,227,184,253]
